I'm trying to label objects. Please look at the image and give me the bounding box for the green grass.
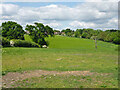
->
[46,35,117,50]
[13,74,118,88]
[24,34,33,42]
[2,48,118,73]
[2,35,118,73]
[2,35,118,88]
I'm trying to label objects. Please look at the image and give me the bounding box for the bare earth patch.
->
[2,70,111,88]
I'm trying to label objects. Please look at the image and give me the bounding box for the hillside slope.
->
[46,35,118,52]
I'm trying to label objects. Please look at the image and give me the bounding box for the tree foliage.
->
[2,21,25,40]
[25,22,54,47]
[1,21,120,47]
[61,28,74,37]
[64,28,120,44]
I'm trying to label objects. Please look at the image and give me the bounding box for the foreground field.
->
[2,35,118,88]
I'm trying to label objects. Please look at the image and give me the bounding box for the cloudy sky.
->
[0,0,119,30]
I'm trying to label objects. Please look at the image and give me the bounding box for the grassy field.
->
[24,34,33,42]
[13,74,117,88]
[2,35,118,88]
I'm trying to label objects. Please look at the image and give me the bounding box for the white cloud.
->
[109,18,118,24]
[106,18,118,28]
[1,2,118,30]
[69,21,96,28]
[2,4,19,16]
[46,22,61,28]
[46,4,58,8]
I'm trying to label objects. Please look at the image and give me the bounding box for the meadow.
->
[2,35,118,88]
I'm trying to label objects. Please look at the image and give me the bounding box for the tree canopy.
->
[25,22,54,47]
[1,21,120,47]
[2,21,25,40]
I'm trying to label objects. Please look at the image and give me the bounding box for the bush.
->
[113,38,120,44]
[2,37,11,47]
[11,39,40,47]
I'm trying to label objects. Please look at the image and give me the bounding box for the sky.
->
[0,0,119,31]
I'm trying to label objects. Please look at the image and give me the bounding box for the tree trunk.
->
[95,37,97,49]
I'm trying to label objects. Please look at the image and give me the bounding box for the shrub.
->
[11,39,40,47]
[113,38,120,44]
[2,37,11,47]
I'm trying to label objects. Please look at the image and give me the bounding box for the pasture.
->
[2,35,118,88]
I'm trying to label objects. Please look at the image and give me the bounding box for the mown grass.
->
[2,35,118,88]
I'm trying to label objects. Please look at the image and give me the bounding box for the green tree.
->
[75,29,83,38]
[45,25,54,36]
[81,28,94,39]
[104,32,116,42]
[97,31,107,41]
[2,21,25,40]
[25,23,54,47]
[62,28,74,37]
[113,31,120,44]
[81,32,88,38]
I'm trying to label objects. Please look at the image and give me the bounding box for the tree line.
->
[60,28,120,44]
[1,21,120,48]
[1,21,54,47]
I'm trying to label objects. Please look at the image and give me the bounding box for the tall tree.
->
[45,25,54,37]
[25,23,54,47]
[2,21,25,40]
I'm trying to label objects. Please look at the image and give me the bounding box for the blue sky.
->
[4,2,84,7]
[1,1,118,30]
